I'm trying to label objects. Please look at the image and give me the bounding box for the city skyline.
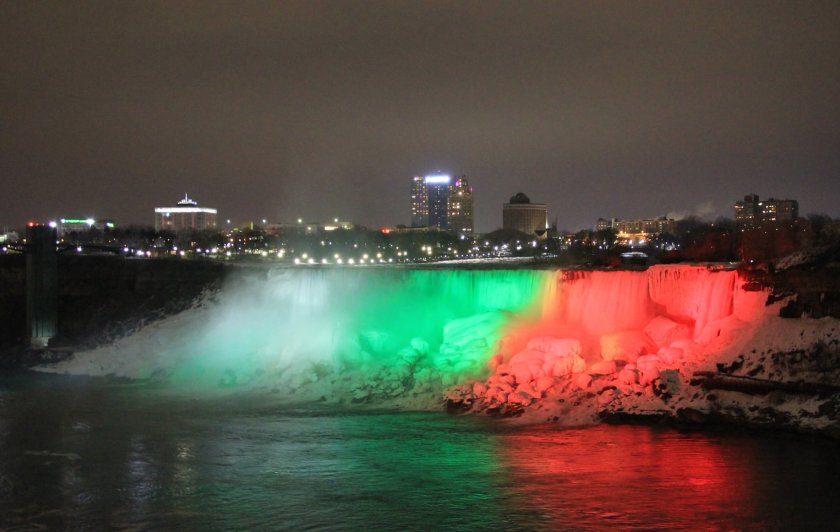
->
[2,2,839,231]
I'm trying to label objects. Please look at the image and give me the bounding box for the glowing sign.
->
[60,218,95,225]
[424,174,451,184]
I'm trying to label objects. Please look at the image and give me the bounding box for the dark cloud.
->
[2,0,839,231]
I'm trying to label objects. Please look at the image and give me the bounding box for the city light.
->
[424,174,450,184]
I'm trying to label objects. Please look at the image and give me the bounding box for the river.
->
[1,372,839,530]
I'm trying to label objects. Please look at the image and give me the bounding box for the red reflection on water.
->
[498,425,759,530]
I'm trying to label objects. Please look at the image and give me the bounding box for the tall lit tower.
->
[447,176,474,234]
[410,176,428,227]
[424,174,451,229]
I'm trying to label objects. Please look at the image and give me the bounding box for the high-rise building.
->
[447,176,474,234]
[155,194,218,232]
[410,176,428,227]
[410,173,475,233]
[425,174,451,229]
[502,192,548,237]
[734,194,798,228]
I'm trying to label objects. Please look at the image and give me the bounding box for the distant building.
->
[269,219,355,235]
[595,218,613,232]
[410,176,428,227]
[734,194,799,228]
[447,176,474,234]
[425,174,451,229]
[0,230,19,244]
[503,192,548,237]
[594,216,676,246]
[596,217,676,235]
[54,218,115,237]
[409,173,475,233]
[154,194,218,232]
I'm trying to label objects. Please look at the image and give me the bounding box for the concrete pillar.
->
[26,224,57,348]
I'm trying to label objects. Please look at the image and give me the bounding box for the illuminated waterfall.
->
[43,265,761,405]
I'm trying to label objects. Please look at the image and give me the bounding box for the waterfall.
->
[557,270,653,337]
[41,265,753,400]
[44,268,553,393]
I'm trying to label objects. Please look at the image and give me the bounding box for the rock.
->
[574,373,592,390]
[488,373,515,386]
[515,382,541,400]
[639,369,660,386]
[676,408,708,424]
[472,381,487,397]
[618,367,638,385]
[528,362,545,379]
[396,347,423,364]
[410,337,430,354]
[600,331,656,363]
[657,347,683,365]
[508,391,534,406]
[644,316,692,347]
[658,369,682,395]
[483,387,508,405]
[550,354,587,377]
[589,360,617,375]
[510,349,546,366]
[526,337,582,357]
[637,356,661,385]
[514,366,533,385]
[535,375,555,394]
[637,353,662,366]
[597,389,615,405]
[486,376,514,394]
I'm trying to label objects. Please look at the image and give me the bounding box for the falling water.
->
[41,265,755,402]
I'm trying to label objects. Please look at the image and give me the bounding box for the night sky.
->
[2,1,839,232]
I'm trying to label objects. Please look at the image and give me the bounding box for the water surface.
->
[1,373,838,530]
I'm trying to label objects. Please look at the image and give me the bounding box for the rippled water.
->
[2,373,839,530]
